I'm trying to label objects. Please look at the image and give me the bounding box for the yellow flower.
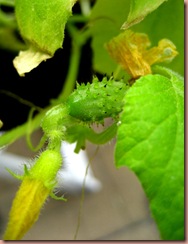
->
[106,30,178,79]
[3,177,50,240]
[3,149,64,240]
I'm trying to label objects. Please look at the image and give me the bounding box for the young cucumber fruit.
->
[66,77,129,122]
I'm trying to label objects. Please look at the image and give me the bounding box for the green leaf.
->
[15,0,76,55]
[115,69,184,240]
[121,0,167,29]
[14,0,77,75]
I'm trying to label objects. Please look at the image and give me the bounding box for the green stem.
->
[0,0,14,7]
[0,120,3,129]
[68,14,89,23]
[57,40,82,101]
[66,122,118,153]
[0,108,49,148]
[0,9,17,28]
[79,0,91,16]
[113,65,123,79]
[57,23,91,101]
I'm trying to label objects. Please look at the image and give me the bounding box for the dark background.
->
[0,3,93,130]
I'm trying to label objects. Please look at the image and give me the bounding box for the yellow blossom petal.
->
[143,39,178,65]
[105,30,178,79]
[3,177,50,240]
[3,149,64,240]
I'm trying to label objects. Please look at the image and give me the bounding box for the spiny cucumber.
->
[66,77,129,122]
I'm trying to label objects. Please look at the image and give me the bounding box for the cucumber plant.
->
[0,0,184,241]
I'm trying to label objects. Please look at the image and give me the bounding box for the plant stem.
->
[0,0,14,7]
[0,108,49,148]
[69,14,89,23]
[113,65,122,79]
[58,40,82,101]
[0,9,17,28]
[57,23,91,101]
[79,0,91,16]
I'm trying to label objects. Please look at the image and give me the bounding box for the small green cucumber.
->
[66,77,129,122]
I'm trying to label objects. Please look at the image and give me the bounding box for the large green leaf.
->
[115,68,184,240]
[121,0,167,29]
